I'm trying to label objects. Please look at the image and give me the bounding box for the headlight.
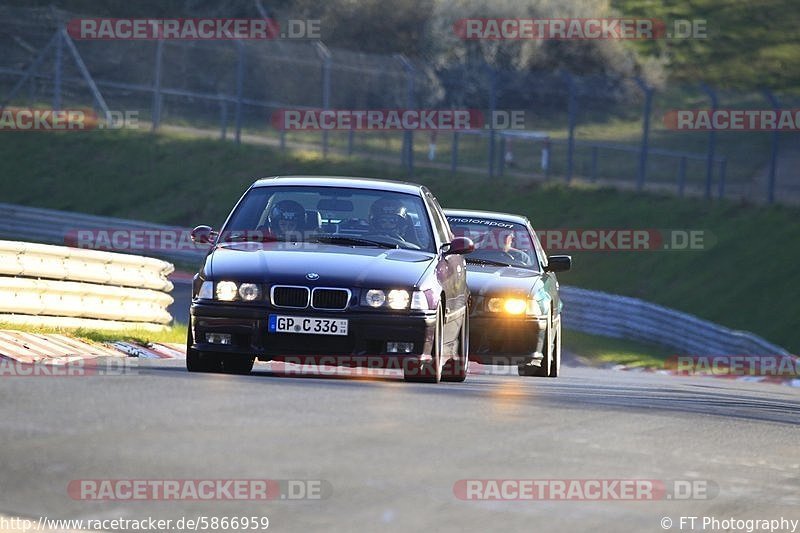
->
[197,281,213,299]
[503,298,527,315]
[238,283,261,301]
[365,289,386,307]
[215,281,238,301]
[387,290,410,310]
[487,297,528,315]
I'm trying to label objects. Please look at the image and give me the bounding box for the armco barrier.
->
[0,240,174,331]
[560,286,790,356]
[0,203,788,352]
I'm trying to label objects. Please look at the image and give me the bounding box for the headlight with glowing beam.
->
[487,297,531,315]
[215,281,238,301]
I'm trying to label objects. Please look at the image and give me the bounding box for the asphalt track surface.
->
[0,353,798,533]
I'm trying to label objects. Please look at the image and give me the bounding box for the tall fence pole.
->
[316,42,332,157]
[234,41,245,145]
[700,83,718,200]
[763,90,780,204]
[53,29,62,111]
[487,64,497,179]
[397,55,415,176]
[635,78,653,191]
[151,39,164,132]
[563,72,576,183]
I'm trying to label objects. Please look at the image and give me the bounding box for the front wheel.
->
[404,304,443,383]
[442,314,469,382]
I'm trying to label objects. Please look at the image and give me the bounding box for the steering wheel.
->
[362,232,422,250]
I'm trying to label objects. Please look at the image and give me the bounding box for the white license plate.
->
[268,315,349,336]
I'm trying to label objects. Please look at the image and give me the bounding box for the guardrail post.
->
[563,72,576,183]
[700,83,718,200]
[152,39,164,131]
[234,41,245,145]
[763,89,780,204]
[635,78,653,191]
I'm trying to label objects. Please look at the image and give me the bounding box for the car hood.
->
[465,264,543,296]
[207,242,435,288]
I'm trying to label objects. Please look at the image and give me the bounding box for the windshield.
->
[221,186,435,252]
[446,216,539,270]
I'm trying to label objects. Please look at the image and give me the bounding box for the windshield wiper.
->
[311,235,398,249]
[466,257,514,267]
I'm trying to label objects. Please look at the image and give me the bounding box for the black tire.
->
[404,303,443,383]
[547,316,561,378]
[518,312,553,378]
[442,314,469,382]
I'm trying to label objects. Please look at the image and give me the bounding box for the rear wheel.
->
[442,314,469,382]
[404,304,443,383]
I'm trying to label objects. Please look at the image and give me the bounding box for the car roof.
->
[444,208,531,226]
[251,176,426,195]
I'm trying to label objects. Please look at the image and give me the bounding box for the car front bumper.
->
[190,302,438,367]
[468,314,548,365]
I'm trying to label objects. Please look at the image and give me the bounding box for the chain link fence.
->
[1,5,798,205]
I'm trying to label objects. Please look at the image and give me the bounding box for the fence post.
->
[219,99,227,140]
[498,134,506,176]
[486,65,497,179]
[1,31,58,113]
[53,28,62,112]
[763,90,780,204]
[451,131,459,173]
[316,42,332,157]
[563,72,576,183]
[397,55,415,176]
[234,41,245,145]
[718,158,727,199]
[700,83,718,200]
[152,39,164,132]
[635,78,653,191]
[677,156,687,196]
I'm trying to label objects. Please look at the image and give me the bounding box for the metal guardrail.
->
[561,286,789,356]
[0,202,206,265]
[0,239,175,331]
[0,202,789,352]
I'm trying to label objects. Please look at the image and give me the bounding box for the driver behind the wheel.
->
[368,197,410,241]
[499,230,531,264]
[268,199,305,241]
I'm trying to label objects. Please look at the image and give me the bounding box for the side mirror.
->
[191,225,218,245]
[444,236,475,256]
[545,255,571,272]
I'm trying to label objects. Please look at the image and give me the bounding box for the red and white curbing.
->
[0,330,120,364]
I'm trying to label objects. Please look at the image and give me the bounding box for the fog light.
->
[206,333,232,345]
[387,342,414,353]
